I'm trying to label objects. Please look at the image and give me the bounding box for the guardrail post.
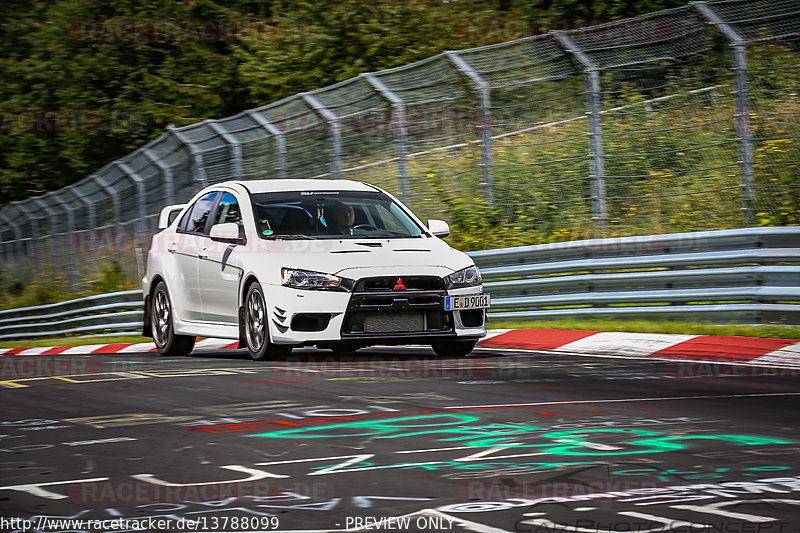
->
[445,51,496,207]
[143,148,175,205]
[302,93,343,179]
[554,32,607,230]
[692,1,755,225]
[168,125,208,191]
[208,121,243,180]
[248,110,287,180]
[362,73,411,205]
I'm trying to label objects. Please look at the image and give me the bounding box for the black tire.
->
[431,340,477,357]
[244,281,292,361]
[151,281,196,357]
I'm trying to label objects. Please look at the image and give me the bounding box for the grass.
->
[485,318,800,340]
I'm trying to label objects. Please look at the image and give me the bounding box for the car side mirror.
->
[158,204,187,229]
[427,219,450,238]
[209,222,243,244]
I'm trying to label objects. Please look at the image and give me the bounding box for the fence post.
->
[445,51,496,207]
[30,196,60,278]
[115,162,149,231]
[248,110,287,180]
[168,125,208,191]
[66,185,99,275]
[144,148,175,205]
[115,161,151,279]
[14,200,41,274]
[0,209,21,260]
[92,174,124,265]
[362,73,411,205]
[0,211,20,290]
[208,121,244,180]
[302,93,342,179]
[8,202,34,277]
[61,187,91,288]
[46,192,79,291]
[553,32,606,230]
[692,1,755,225]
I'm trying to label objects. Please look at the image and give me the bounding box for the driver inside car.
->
[326,201,355,235]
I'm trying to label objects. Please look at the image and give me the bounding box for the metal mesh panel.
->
[312,77,398,193]
[146,132,196,203]
[459,35,593,238]
[147,133,190,168]
[255,97,331,180]
[72,178,111,229]
[568,7,743,235]
[95,163,139,224]
[709,0,800,42]
[124,149,166,215]
[175,122,234,185]
[598,56,741,233]
[708,0,800,226]
[373,56,478,216]
[217,114,276,180]
[567,7,710,69]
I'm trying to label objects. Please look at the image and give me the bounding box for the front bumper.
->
[265,283,486,345]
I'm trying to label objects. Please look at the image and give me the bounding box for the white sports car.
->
[142,179,490,359]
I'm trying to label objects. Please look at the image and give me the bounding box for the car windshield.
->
[250,190,425,240]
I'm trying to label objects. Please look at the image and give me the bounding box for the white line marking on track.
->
[442,392,800,409]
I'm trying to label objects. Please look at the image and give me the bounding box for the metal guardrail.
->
[471,226,800,325]
[0,226,798,341]
[0,290,143,340]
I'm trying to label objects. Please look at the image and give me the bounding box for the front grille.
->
[364,311,424,333]
[342,277,453,337]
[355,276,444,292]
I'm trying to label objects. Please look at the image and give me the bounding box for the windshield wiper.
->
[351,230,411,238]
[264,234,319,240]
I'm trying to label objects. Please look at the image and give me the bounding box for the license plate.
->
[444,294,491,311]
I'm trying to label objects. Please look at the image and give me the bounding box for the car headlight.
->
[281,268,342,289]
[445,265,482,289]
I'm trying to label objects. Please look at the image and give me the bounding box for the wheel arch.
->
[142,274,166,338]
[238,274,261,348]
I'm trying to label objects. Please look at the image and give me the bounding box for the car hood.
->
[253,237,472,278]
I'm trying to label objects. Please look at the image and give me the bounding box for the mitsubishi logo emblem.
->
[393,278,406,291]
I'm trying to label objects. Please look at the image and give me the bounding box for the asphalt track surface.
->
[2,346,800,533]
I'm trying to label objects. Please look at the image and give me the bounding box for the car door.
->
[172,191,219,322]
[196,191,243,324]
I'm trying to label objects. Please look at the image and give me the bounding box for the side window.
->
[178,192,219,234]
[213,192,242,226]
